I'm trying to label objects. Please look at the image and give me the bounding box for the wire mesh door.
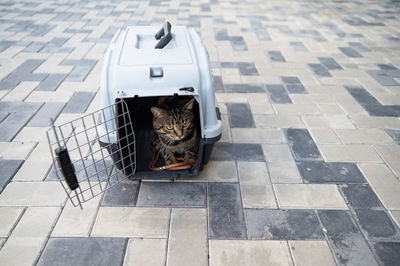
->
[46,99,136,208]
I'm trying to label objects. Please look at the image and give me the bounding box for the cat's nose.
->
[176,130,183,138]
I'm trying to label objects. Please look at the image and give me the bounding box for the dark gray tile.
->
[267,51,286,62]
[377,64,397,70]
[297,161,365,183]
[37,237,127,266]
[283,128,322,161]
[230,36,248,51]
[220,62,236,68]
[353,209,400,241]
[0,160,24,192]
[308,64,332,77]
[214,28,229,41]
[27,102,66,127]
[371,242,400,266]
[363,104,400,117]
[340,184,383,209]
[136,182,206,207]
[344,86,381,106]
[281,76,301,84]
[366,70,400,86]
[66,65,96,82]
[348,42,371,52]
[0,102,42,141]
[213,76,224,92]
[339,47,363,58]
[0,59,46,90]
[290,41,308,52]
[208,182,246,239]
[318,57,343,70]
[385,129,400,144]
[224,84,265,93]
[35,73,67,91]
[210,142,265,162]
[245,209,323,240]
[227,103,255,128]
[254,29,271,41]
[286,84,307,94]
[101,180,140,206]
[236,62,258,76]
[265,84,292,104]
[62,92,95,113]
[318,210,378,266]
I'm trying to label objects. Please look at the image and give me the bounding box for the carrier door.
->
[46,100,136,208]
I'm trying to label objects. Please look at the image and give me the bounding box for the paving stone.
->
[227,103,255,128]
[283,128,323,161]
[317,144,382,163]
[353,209,400,240]
[0,141,36,160]
[290,41,308,52]
[52,195,101,237]
[274,184,347,209]
[308,64,332,77]
[0,207,60,266]
[209,240,292,266]
[167,209,207,266]
[340,184,383,210]
[101,180,139,207]
[391,211,400,228]
[265,84,292,104]
[27,102,66,127]
[92,207,170,237]
[37,237,127,266]
[268,161,302,183]
[359,164,400,210]
[213,76,224,92]
[0,160,24,192]
[208,182,246,239]
[374,145,400,176]
[224,84,265,93]
[344,86,381,106]
[318,57,343,70]
[136,182,205,207]
[308,128,341,144]
[245,209,323,240]
[339,47,363,58]
[385,129,400,144]
[0,182,66,206]
[124,239,166,266]
[178,161,238,182]
[286,84,307,94]
[262,144,294,162]
[232,128,285,143]
[267,50,286,62]
[281,76,301,84]
[246,93,274,115]
[336,129,394,144]
[297,161,365,183]
[318,210,378,266]
[254,114,304,128]
[238,162,276,208]
[289,240,336,266]
[236,62,258,76]
[210,142,264,162]
[34,73,67,91]
[62,91,96,113]
[371,243,400,266]
[366,69,400,86]
[0,207,24,237]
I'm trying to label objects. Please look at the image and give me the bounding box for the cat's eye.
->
[166,125,174,130]
[183,122,189,127]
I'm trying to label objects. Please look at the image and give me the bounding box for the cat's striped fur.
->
[151,97,199,165]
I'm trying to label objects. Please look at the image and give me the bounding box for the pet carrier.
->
[47,22,222,207]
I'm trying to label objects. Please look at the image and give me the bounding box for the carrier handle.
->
[155,22,172,49]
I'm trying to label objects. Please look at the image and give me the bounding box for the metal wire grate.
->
[46,100,136,208]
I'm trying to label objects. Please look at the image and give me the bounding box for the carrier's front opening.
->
[116,95,202,179]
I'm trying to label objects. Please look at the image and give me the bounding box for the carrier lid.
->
[118,26,193,66]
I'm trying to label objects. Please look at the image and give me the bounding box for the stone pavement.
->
[0,0,400,265]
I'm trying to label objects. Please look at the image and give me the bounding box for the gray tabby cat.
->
[151,97,199,165]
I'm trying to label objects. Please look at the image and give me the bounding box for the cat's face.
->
[151,98,195,141]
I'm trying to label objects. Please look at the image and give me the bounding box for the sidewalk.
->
[0,0,399,265]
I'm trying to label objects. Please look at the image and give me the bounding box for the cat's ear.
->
[151,107,166,118]
[183,98,195,110]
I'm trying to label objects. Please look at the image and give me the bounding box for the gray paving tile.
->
[366,69,400,86]
[224,84,265,93]
[236,62,258,76]
[62,92,95,113]
[297,161,365,183]
[0,102,42,141]
[281,76,301,84]
[245,209,323,240]
[37,237,127,266]
[318,57,343,70]
[27,102,66,127]
[227,103,255,128]
[371,242,400,266]
[35,73,68,91]
[363,104,400,117]
[348,42,371,52]
[318,210,378,266]
[0,160,24,192]
[267,50,286,62]
[213,76,224,92]
[283,128,322,161]
[101,180,140,207]
[265,84,292,104]
[0,59,46,90]
[308,64,332,77]
[22,42,46,52]
[230,36,248,51]
[136,182,206,207]
[286,84,307,94]
[210,142,265,162]
[290,41,308,52]
[339,47,363,58]
[344,86,380,106]
[385,129,400,144]
[208,182,246,239]
[340,184,383,209]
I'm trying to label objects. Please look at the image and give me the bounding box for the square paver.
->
[289,240,336,266]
